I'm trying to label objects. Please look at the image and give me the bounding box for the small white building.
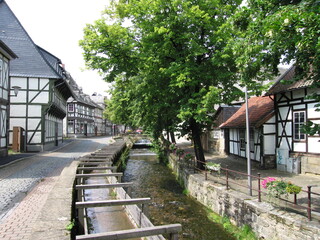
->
[220,96,276,169]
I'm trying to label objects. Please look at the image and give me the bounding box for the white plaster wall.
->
[10,105,26,117]
[13,91,27,103]
[28,105,42,117]
[11,77,27,89]
[308,137,320,153]
[39,78,50,90]
[293,142,306,152]
[264,135,276,154]
[308,103,319,119]
[28,119,41,130]
[28,78,39,89]
[28,132,41,144]
[28,91,48,103]
[10,118,26,128]
[293,104,305,110]
[279,107,291,120]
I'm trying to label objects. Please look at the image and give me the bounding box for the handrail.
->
[178,155,319,221]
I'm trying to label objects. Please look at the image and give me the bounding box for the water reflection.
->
[84,174,138,236]
[123,148,235,240]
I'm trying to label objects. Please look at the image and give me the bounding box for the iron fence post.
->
[205,169,208,180]
[308,186,312,221]
[226,166,229,190]
[258,173,261,202]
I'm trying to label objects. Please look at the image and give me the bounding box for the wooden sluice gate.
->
[74,140,182,240]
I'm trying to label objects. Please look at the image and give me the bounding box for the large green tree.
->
[80,0,244,168]
[231,0,320,133]
[232,0,319,88]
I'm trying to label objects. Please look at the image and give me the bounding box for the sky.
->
[6,0,111,96]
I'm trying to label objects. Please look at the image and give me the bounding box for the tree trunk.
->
[190,118,205,170]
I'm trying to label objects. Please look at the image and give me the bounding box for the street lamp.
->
[245,86,252,196]
[10,86,21,97]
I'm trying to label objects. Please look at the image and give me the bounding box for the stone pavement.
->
[0,137,113,240]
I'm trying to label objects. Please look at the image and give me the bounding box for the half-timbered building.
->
[220,96,276,169]
[91,93,112,136]
[0,40,17,157]
[65,74,96,138]
[0,1,73,151]
[266,66,320,174]
[207,105,240,155]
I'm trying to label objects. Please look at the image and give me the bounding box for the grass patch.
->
[182,189,189,195]
[65,219,75,231]
[116,147,130,172]
[207,209,257,240]
[8,149,19,155]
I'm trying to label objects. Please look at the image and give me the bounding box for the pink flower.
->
[261,177,276,189]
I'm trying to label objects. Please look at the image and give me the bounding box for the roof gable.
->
[266,65,314,95]
[0,1,61,79]
[220,96,274,128]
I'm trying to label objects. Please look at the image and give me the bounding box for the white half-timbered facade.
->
[91,93,112,136]
[0,1,73,152]
[65,74,96,138]
[220,96,276,169]
[266,66,320,174]
[0,40,17,157]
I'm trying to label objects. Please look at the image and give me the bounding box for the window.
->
[68,104,74,112]
[68,120,74,133]
[250,130,254,151]
[239,129,245,150]
[293,111,306,140]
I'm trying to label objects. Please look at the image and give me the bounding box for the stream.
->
[123,148,236,240]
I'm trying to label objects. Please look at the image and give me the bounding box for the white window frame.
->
[293,111,306,141]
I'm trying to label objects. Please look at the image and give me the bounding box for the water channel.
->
[123,147,235,240]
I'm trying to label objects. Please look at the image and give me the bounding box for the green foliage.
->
[80,0,246,164]
[207,210,257,240]
[266,180,288,198]
[65,219,75,231]
[182,189,190,195]
[286,182,302,194]
[151,138,168,164]
[117,147,130,172]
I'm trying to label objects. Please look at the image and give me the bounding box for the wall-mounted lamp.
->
[10,86,21,97]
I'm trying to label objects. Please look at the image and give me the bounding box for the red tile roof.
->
[220,96,274,128]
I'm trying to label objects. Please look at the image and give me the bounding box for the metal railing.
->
[177,156,320,221]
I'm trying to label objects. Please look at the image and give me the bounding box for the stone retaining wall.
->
[169,154,320,240]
